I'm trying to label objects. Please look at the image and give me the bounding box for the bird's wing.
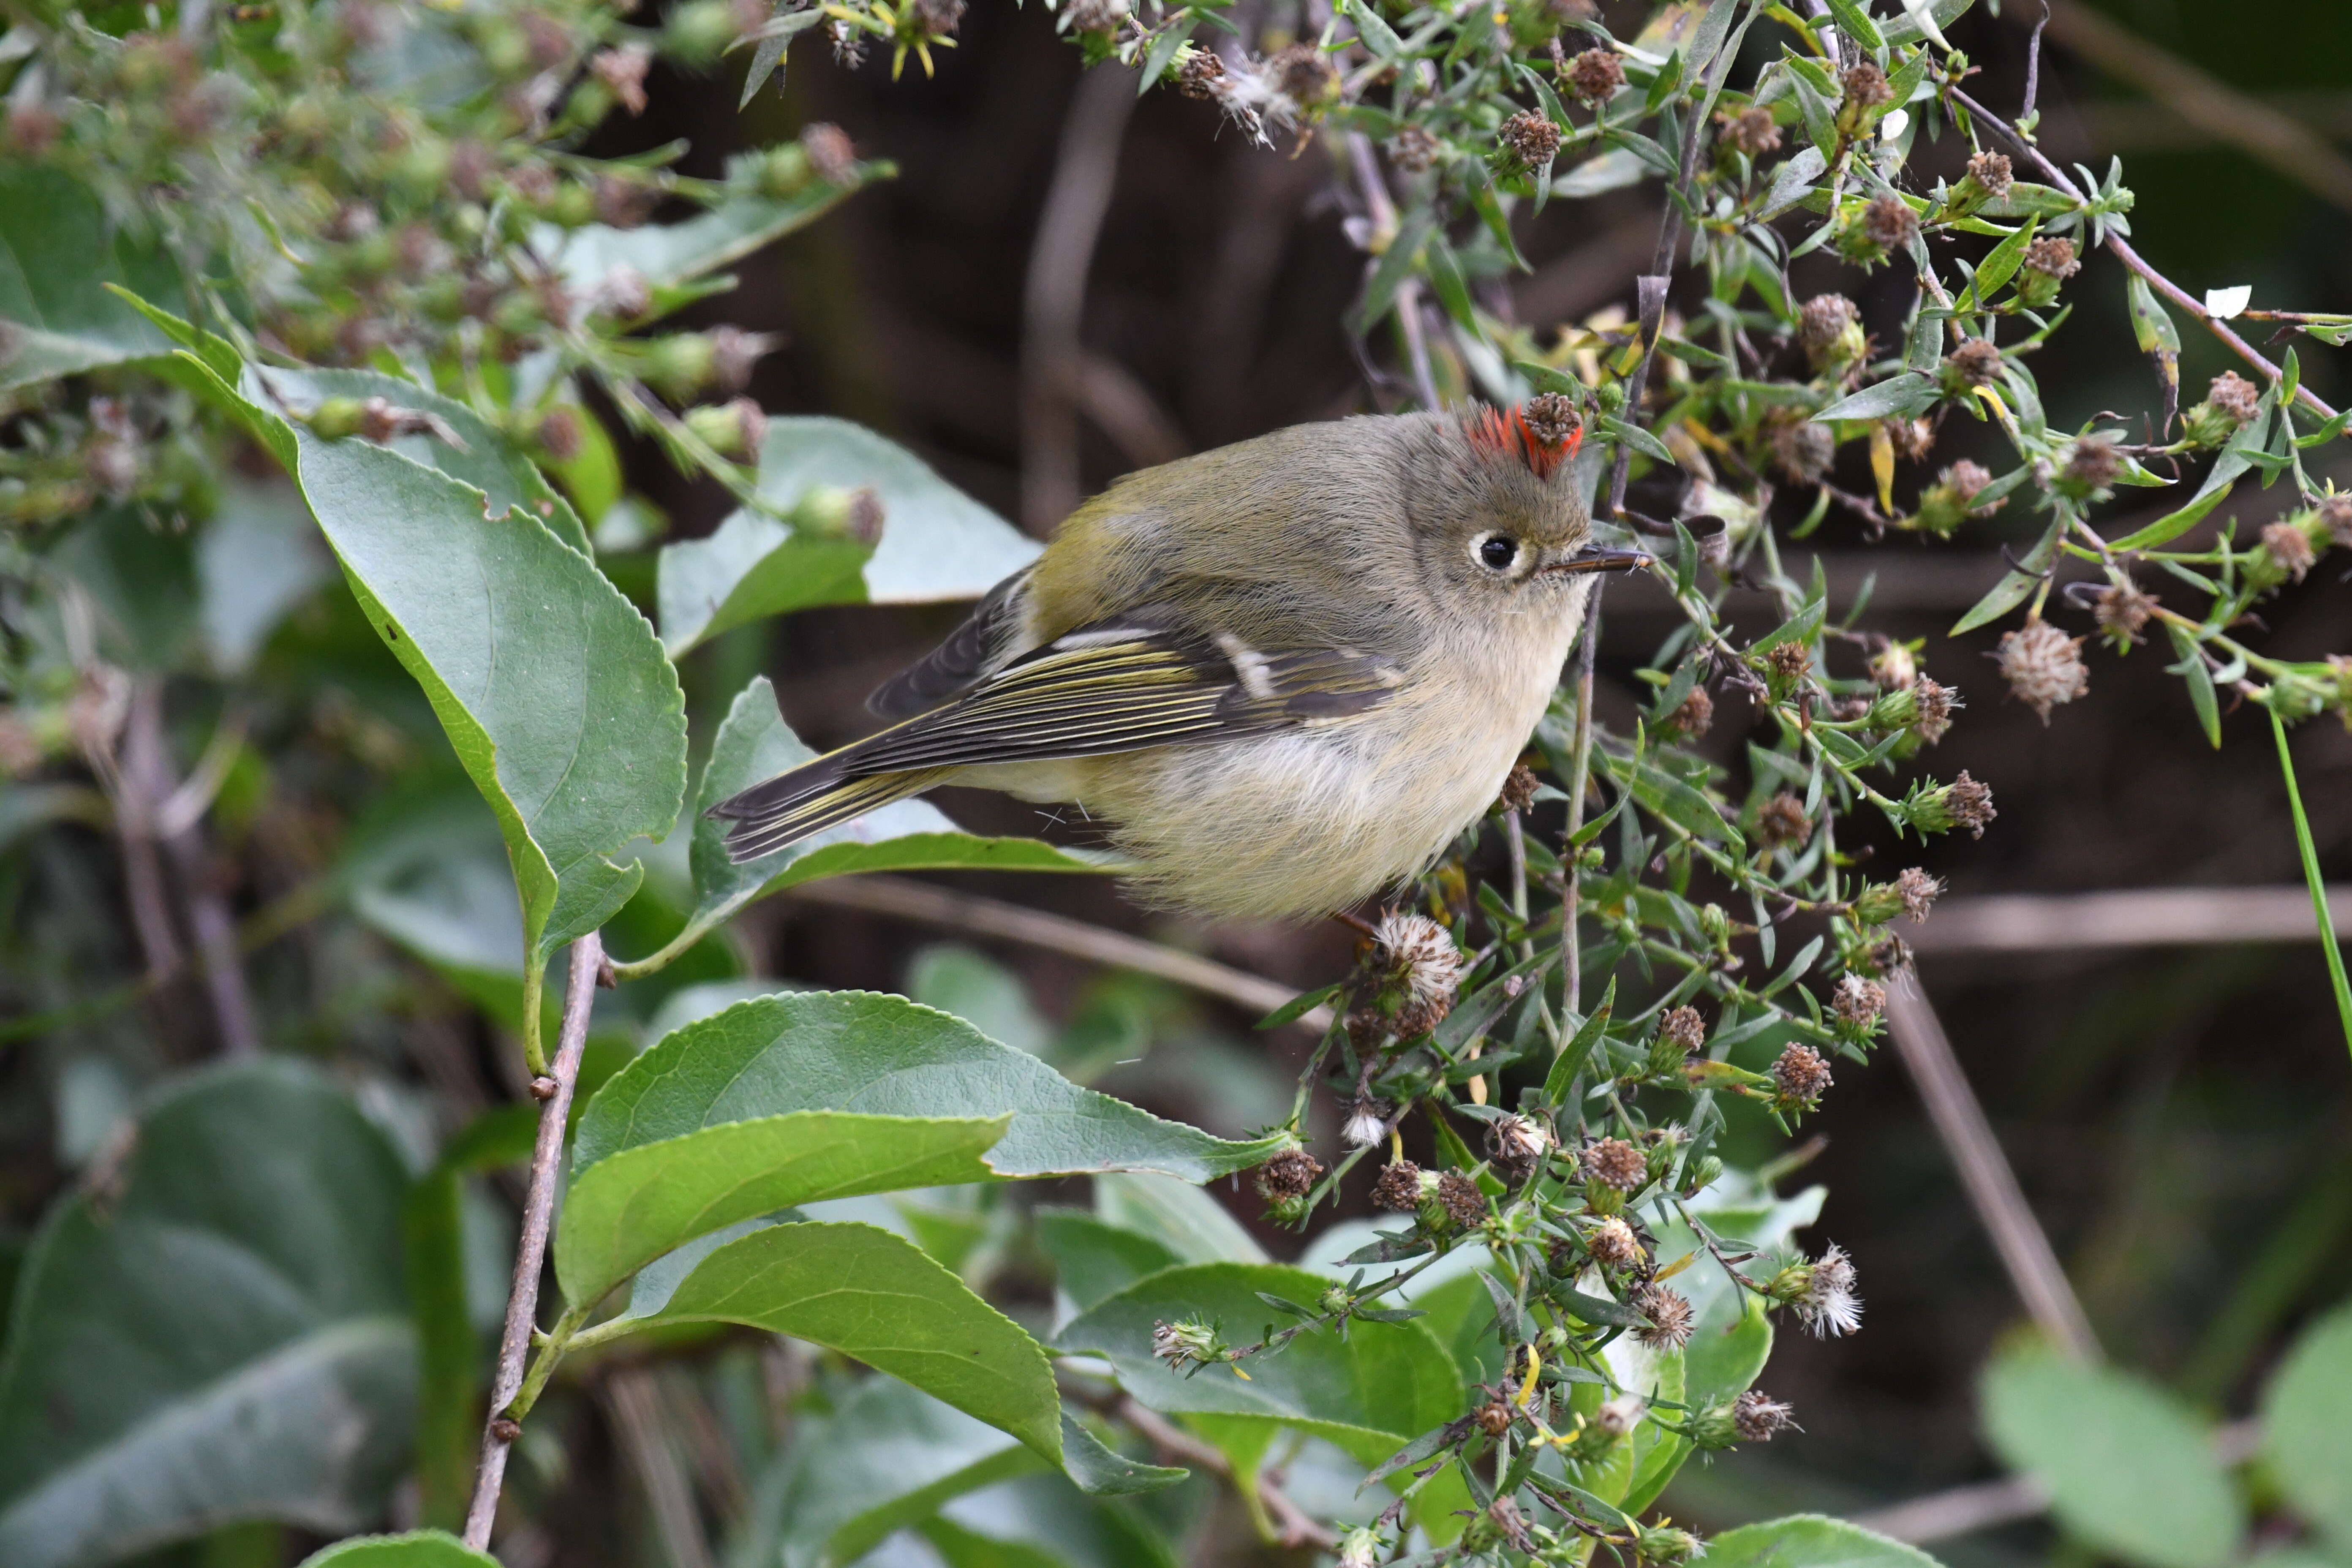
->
[707,617,1404,861]
[866,563,1037,719]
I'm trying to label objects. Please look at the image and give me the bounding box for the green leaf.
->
[1054,1263,1464,1465]
[1035,1209,1184,1313]
[2128,272,2182,355]
[1815,372,1940,422]
[2110,395,2275,550]
[1703,1516,1944,1568]
[629,677,1108,968]
[0,167,188,390]
[550,153,881,318]
[555,1108,1011,1309]
[1556,147,1655,199]
[142,319,688,973]
[2263,1301,2352,1548]
[1344,0,1404,60]
[1952,514,2065,635]
[0,1064,415,1568]
[1092,1172,1268,1264]
[1820,0,1885,53]
[635,1220,1064,1461]
[738,7,827,106]
[1981,1343,2243,1568]
[924,1472,1184,1567]
[1347,208,1435,337]
[2166,624,2222,748]
[1965,218,2038,308]
[575,991,1282,1183]
[656,417,1042,652]
[296,1532,500,1568]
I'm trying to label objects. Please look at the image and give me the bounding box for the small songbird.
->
[708,400,1648,920]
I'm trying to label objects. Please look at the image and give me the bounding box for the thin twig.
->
[1912,885,2352,953]
[112,683,184,988]
[1560,595,1601,1019]
[784,876,1333,1030]
[603,1367,716,1568]
[1114,1397,1338,1551]
[1021,65,1140,531]
[464,930,605,1550]
[1348,133,1443,410]
[1884,982,2103,1362]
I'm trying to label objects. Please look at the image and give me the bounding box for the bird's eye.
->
[1478,535,1520,572]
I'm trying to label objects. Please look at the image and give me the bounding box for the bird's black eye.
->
[1478,535,1519,571]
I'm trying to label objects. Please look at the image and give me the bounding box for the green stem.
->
[520,954,547,1078]
[606,915,718,983]
[2270,707,2352,1061]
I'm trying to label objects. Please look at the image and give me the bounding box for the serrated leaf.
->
[1035,1209,1184,1313]
[656,417,1042,652]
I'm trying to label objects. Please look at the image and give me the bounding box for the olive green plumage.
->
[708,405,1644,919]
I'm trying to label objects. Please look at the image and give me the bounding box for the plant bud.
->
[1943,150,2012,218]
[1861,684,1919,732]
[644,334,719,400]
[1797,294,1865,376]
[2013,236,2080,309]
[663,0,741,65]
[1682,1153,1723,1195]
[1151,1318,1224,1374]
[791,485,885,545]
[684,397,768,459]
[2179,370,2262,450]
[1903,770,1996,837]
[307,397,370,441]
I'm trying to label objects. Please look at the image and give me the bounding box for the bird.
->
[706,399,1648,920]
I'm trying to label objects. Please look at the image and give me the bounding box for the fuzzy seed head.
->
[1841,61,1893,109]
[1522,391,1582,448]
[1832,974,1886,1028]
[1633,1282,1696,1348]
[1863,195,1919,250]
[1595,1393,1648,1436]
[1175,47,1226,99]
[1757,791,1813,850]
[1659,1005,1707,1055]
[1944,459,1993,506]
[1586,1215,1644,1269]
[1885,416,1935,462]
[2023,236,2080,278]
[1269,42,1339,109]
[1947,338,2004,388]
[2206,370,2261,425]
[1912,676,1960,743]
[1498,109,1563,169]
[591,44,652,114]
[1487,1113,1556,1177]
[1718,103,1781,156]
[1734,1389,1798,1441]
[1667,684,1715,738]
[1372,1160,1424,1211]
[2064,435,2123,491]
[2320,494,2352,547]
[1372,910,1463,1011]
[1342,1101,1392,1149]
[1771,417,1836,482]
[1583,1136,1647,1192]
[1772,1042,1835,1105]
[1254,1147,1323,1200]
[1871,643,1918,690]
[2263,519,2318,583]
[1565,47,1625,103]
[1966,150,2014,199]
[1797,1243,1863,1336]
[1436,1170,1486,1227]
[1897,866,1943,922]
[1996,619,2090,722]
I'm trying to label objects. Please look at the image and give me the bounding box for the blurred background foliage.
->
[2,0,2351,1565]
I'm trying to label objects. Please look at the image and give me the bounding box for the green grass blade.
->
[2271,708,2352,1062]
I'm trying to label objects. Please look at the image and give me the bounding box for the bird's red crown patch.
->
[1465,395,1584,479]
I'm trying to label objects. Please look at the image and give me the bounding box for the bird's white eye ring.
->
[1475,534,1520,572]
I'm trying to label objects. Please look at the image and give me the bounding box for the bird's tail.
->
[705,754,950,863]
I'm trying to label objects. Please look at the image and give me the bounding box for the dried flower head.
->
[1965,150,2014,199]
[1885,416,1935,462]
[1863,194,1919,250]
[1832,974,1886,1028]
[1797,292,1858,352]
[1062,0,1122,33]
[1583,1136,1647,1192]
[1765,640,1811,689]
[800,122,857,185]
[2263,518,2318,583]
[1771,416,1836,482]
[1841,62,1893,109]
[1734,1389,1798,1441]
[1521,391,1581,448]
[1771,1042,1834,1107]
[1488,1113,1556,1178]
[1757,791,1813,850]
[1946,337,2003,388]
[1342,1100,1392,1149]
[1152,1317,1223,1373]
[1666,684,1715,738]
[1795,1243,1863,1336]
[1995,619,2090,723]
[1369,910,1463,1035]
[1269,42,1339,109]
[1659,1005,1707,1056]
[1436,1169,1486,1227]
[1871,642,1918,690]
[1388,122,1441,172]
[1718,103,1781,156]
[1175,47,1226,99]
[2063,435,2123,493]
[908,0,966,38]
[1476,1399,1517,1437]
[2023,236,2080,279]
[2207,370,2262,425]
[1922,770,1996,837]
[1632,1282,1696,1348]
[1897,866,1943,922]
[535,406,584,462]
[2320,494,2352,547]
[1254,1146,1323,1200]
[1498,109,1563,169]
[1912,676,1960,743]
[1564,47,1625,103]
[1372,1159,1425,1211]
[591,44,652,115]
[1586,1214,1644,1269]
[1595,1392,1648,1436]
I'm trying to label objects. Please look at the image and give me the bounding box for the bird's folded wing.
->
[866,563,1035,718]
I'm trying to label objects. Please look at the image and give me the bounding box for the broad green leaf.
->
[0,166,186,389]
[1034,1208,1183,1314]
[1054,1262,1464,1465]
[926,1473,1183,1568]
[1556,147,1655,199]
[571,990,1283,1185]
[1815,372,1940,422]
[0,1064,415,1568]
[1981,1343,2242,1568]
[635,1220,1063,1461]
[1703,1515,1945,1568]
[550,153,882,314]
[198,476,334,675]
[2261,1301,2352,1548]
[912,945,1054,1057]
[143,318,689,970]
[627,677,1108,967]
[555,1110,1011,1308]
[656,417,1040,652]
[759,1377,1045,1568]
[1092,1172,1269,1264]
[1685,1291,1775,1407]
[297,1532,500,1568]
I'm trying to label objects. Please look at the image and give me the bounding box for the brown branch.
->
[1946,85,2341,424]
[1348,133,1443,411]
[1884,983,2103,1362]
[1913,885,2352,953]
[1114,1397,1337,1551]
[464,930,605,1550]
[1021,65,1140,532]
[783,875,1334,1031]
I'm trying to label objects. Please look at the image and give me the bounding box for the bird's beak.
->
[1541,544,1653,575]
